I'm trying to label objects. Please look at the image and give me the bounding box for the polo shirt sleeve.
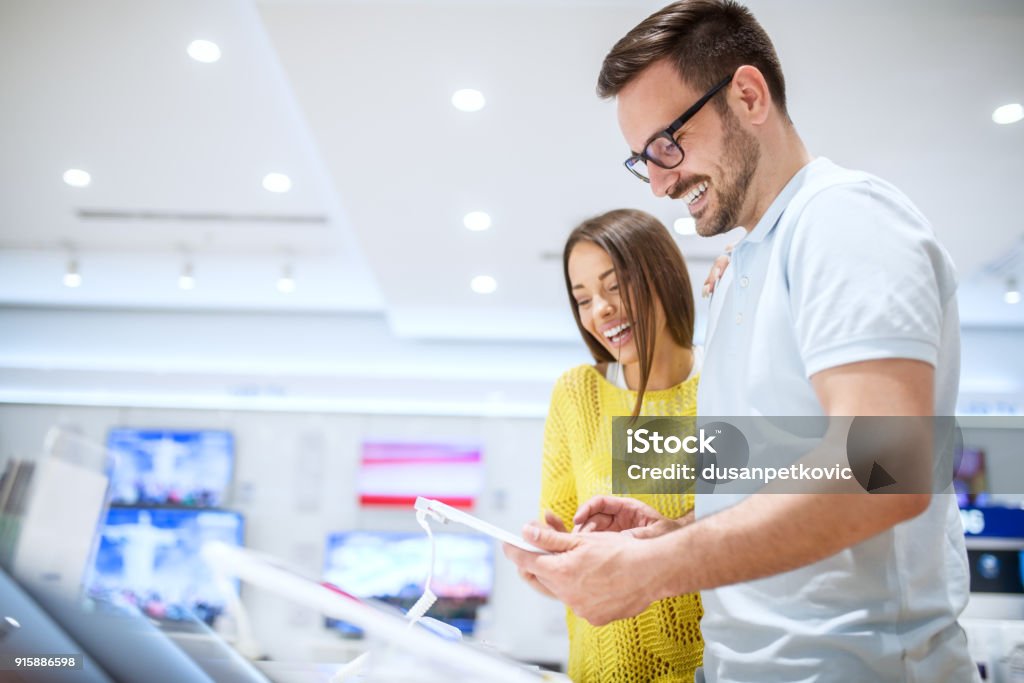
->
[785,180,948,378]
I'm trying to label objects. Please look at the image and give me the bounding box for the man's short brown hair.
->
[598,0,788,117]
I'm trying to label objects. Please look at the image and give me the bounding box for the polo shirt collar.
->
[738,156,831,245]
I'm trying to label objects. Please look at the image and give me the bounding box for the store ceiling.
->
[1,0,1022,339]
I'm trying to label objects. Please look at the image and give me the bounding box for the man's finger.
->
[523,524,579,553]
[518,568,556,599]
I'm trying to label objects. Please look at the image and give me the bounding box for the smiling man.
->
[504,1,978,681]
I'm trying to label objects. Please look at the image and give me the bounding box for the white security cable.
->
[405,508,440,624]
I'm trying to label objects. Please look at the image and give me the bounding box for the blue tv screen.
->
[86,507,244,625]
[323,531,494,635]
[106,428,234,506]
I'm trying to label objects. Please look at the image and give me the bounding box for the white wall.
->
[2,307,1023,416]
[0,403,570,666]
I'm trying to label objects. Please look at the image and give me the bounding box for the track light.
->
[63,258,82,288]
[1006,277,1021,305]
[178,262,196,290]
[277,264,296,293]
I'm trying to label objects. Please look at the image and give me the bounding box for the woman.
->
[530,208,709,682]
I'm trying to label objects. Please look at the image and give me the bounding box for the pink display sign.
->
[358,442,483,508]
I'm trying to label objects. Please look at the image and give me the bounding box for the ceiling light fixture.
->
[470,275,497,294]
[277,264,296,293]
[463,211,492,231]
[63,168,91,188]
[262,172,292,193]
[992,103,1024,125]
[178,262,196,290]
[452,89,486,112]
[1006,277,1021,305]
[673,217,697,235]
[187,39,221,63]
[63,257,82,288]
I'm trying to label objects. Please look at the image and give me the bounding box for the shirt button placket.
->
[733,250,747,326]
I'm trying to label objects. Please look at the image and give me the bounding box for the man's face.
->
[617,59,760,236]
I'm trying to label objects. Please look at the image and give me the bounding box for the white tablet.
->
[414,497,549,554]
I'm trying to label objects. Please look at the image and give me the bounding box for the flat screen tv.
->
[106,428,234,507]
[86,506,244,625]
[323,530,494,635]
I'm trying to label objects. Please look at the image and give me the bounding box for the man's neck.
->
[741,126,812,233]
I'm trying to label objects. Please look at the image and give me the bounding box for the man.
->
[504,1,978,681]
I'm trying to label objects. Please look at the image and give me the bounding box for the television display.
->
[106,428,234,506]
[86,507,244,625]
[323,530,494,635]
[967,549,1024,594]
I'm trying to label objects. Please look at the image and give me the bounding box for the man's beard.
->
[697,106,760,237]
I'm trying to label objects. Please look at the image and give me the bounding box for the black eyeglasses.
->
[624,74,733,182]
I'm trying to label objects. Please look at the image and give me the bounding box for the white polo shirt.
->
[696,158,978,682]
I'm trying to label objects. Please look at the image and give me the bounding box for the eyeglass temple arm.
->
[666,74,734,136]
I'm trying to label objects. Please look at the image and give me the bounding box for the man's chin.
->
[695,217,727,237]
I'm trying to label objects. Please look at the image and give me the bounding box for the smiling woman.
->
[518,209,705,682]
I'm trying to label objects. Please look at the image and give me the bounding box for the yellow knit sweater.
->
[541,364,703,683]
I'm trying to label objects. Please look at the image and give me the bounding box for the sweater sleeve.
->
[539,372,578,531]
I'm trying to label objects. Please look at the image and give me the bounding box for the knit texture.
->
[541,364,703,683]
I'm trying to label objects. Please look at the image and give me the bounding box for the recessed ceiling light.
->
[673,217,697,235]
[470,275,497,294]
[187,39,221,64]
[63,169,91,188]
[262,173,292,193]
[992,103,1023,125]
[463,211,492,231]
[452,89,486,112]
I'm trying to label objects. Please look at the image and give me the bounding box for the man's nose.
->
[648,164,678,199]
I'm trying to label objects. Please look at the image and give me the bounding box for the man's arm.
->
[507,357,935,626]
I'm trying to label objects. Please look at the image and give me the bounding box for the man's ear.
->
[730,64,772,126]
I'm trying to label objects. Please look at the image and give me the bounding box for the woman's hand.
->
[702,245,733,298]
[573,496,692,539]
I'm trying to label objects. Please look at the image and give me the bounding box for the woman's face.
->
[568,240,662,367]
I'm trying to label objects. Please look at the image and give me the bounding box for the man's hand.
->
[516,511,567,599]
[573,495,691,539]
[503,525,662,626]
